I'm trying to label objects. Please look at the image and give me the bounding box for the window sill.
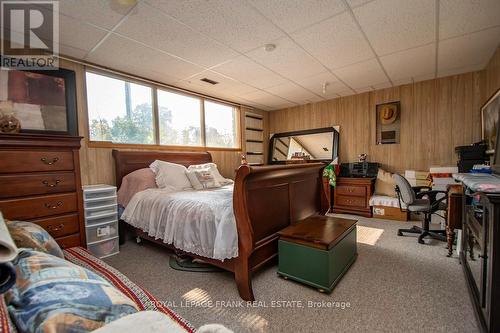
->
[86,141,242,152]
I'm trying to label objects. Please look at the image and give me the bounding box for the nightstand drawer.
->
[336,195,366,208]
[0,150,74,173]
[336,185,366,197]
[0,172,76,198]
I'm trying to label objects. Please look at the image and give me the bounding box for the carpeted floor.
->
[104,215,479,333]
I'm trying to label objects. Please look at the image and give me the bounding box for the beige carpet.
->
[105,215,479,333]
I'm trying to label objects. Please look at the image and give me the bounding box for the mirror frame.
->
[268,127,340,164]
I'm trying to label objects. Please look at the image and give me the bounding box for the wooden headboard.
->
[112,150,212,188]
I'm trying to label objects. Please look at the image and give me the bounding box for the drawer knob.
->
[42,180,61,187]
[41,157,59,165]
[44,201,63,209]
[47,223,64,232]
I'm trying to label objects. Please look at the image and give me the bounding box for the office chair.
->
[393,174,447,244]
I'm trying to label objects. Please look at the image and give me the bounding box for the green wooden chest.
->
[277,216,357,293]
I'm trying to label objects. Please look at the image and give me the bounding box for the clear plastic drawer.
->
[87,237,119,258]
[86,221,118,244]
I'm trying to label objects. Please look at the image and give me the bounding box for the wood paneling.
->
[269,72,484,173]
[58,59,268,185]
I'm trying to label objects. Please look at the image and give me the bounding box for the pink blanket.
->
[117,168,157,207]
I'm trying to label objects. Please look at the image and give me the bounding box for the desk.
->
[446,184,463,257]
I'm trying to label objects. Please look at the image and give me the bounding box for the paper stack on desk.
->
[404,170,431,187]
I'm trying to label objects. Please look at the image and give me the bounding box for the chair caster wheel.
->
[418,239,425,244]
[397,231,403,236]
[283,276,288,280]
[136,236,142,244]
[318,289,325,293]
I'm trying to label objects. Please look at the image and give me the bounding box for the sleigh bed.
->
[112,149,328,301]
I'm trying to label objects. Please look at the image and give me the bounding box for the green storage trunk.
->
[277,218,357,293]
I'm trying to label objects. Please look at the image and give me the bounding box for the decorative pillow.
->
[117,168,157,207]
[6,220,64,259]
[150,160,192,191]
[5,250,138,333]
[374,169,397,197]
[188,163,233,186]
[186,168,222,190]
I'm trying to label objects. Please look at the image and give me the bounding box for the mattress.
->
[121,185,238,261]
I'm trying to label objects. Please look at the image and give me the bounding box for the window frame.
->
[84,69,242,152]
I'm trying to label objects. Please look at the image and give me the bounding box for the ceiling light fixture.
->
[264,43,276,52]
[322,82,329,94]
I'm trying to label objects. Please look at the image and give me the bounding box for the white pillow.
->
[186,168,222,190]
[188,163,233,186]
[149,160,192,191]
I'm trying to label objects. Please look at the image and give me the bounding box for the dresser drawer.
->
[31,213,80,238]
[336,195,366,208]
[55,233,81,249]
[0,172,76,198]
[0,150,74,173]
[0,193,78,220]
[336,185,366,197]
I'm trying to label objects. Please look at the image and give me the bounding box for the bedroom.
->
[0,0,499,332]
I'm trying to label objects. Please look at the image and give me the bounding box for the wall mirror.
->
[268,127,339,164]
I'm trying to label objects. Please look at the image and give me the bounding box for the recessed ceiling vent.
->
[200,78,219,85]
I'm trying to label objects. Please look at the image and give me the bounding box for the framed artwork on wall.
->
[481,88,500,156]
[376,101,401,145]
[0,68,78,135]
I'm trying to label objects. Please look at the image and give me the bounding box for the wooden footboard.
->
[232,163,328,300]
[112,150,327,301]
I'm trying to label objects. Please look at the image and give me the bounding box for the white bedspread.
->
[121,185,238,261]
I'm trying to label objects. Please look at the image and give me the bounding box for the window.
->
[158,90,201,146]
[86,72,154,144]
[204,100,238,148]
[85,71,240,149]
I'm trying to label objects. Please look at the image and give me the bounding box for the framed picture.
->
[481,88,500,155]
[0,68,78,135]
[376,101,401,145]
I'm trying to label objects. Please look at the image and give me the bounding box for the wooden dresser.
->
[333,177,375,217]
[0,133,85,248]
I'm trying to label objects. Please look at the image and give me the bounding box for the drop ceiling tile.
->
[52,0,133,30]
[145,0,284,53]
[392,78,413,86]
[380,43,435,81]
[353,0,435,55]
[298,71,350,98]
[241,90,295,107]
[355,86,373,93]
[437,63,486,79]
[248,0,346,33]
[438,27,500,72]
[338,90,354,97]
[115,3,237,67]
[212,56,288,89]
[264,81,320,104]
[440,0,500,39]
[292,12,374,69]
[9,5,108,54]
[347,0,375,8]
[186,71,257,96]
[413,72,436,83]
[246,37,326,81]
[59,45,89,59]
[372,81,392,90]
[86,34,204,80]
[334,59,387,89]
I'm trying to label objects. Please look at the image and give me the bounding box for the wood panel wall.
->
[268,72,484,173]
[59,59,269,185]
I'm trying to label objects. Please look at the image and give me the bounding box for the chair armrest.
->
[417,190,448,207]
